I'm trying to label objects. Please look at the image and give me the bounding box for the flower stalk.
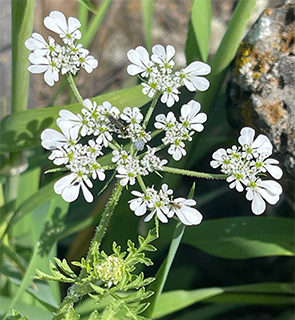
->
[142,92,160,130]
[162,166,228,180]
[66,73,84,105]
[53,181,124,317]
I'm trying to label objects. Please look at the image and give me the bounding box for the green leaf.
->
[143,222,186,318]
[5,181,57,232]
[6,310,28,320]
[11,0,34,114]
[141,0,154,51]
[0,297,52,320]
[198,0,256,112]
[0,85,151,154]
[153,288,224,319]
[54,258,78,280]
[4,197,69,318]
[153,282,294,318]
[205,282,294,305]
[185,0,211,63]
[81,0,113,47]
[88,310,100,320]
[77,0,96,14]
[183,217,295,259]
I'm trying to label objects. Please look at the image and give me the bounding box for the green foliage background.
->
[0,0,294,319]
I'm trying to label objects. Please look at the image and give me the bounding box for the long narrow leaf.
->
[198,0,256,112]
[153,282,294,318]
[143,222,186,318]
[80,0,113,47]
[185,0,211,63]
[5,181,57,233]
[11,0,35,113]
[4,197,69,317]
[183,217,294,259]
[141,0,154,51]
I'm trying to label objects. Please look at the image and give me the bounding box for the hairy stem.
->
[162,166,228,180]
[137,175,147,193]
[142,92,160,130]
[86,181,124,261]
[52,181,123,318]
[66,73,84,105]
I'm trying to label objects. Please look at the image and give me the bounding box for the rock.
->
[227,0,295,200]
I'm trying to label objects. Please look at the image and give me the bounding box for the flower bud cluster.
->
[95,256,125,288]
[210,127,283,215]
[127,45,211,107]
[25,11,98,86]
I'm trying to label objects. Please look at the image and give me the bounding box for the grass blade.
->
[198,0,256,112]
[141,0,154,51]
[185,0,211,63]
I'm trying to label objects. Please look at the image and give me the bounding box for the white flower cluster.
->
[210,127,283,215]
[112,147,167,187]
[155,100,207,160]
[25,11,98,86]
[127,45,211,107]
[129,184,203,225]
[41,99,167,202]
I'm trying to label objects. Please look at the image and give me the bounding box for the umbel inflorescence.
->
[25,11,98,86]
[25,11,283,226]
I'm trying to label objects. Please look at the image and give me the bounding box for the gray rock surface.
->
[227,0,295,199]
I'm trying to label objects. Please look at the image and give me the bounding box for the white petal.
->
[29,53,49,65]
[184,61,211,75]
[81,182,94,203]
[44,69,57,86]
[62,184,80,202]
[135,203,147,216]
[259,180,282,196]
[238,127,255,146]
[25,33,47,50]
[183,77,210,92]
[265,162,283,179]
[44,11,67,35]
[144,211,155,222]
[190,123,204,132]
[166,45,176,61]
[68,16,81,33]
[251,192,266,215]
[28,65,48,74]
[54,173,76,195]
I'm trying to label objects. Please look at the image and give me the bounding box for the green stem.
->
[137,175,146,193]
[142,93,160,130]
[86,181,123,260]
[162,166,228,180]
[52,181,124,318]
[66,73,84,105]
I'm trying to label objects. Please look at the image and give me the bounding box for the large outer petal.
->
[28,65,48,74]
[184,61,211,75]
[44,11,67,35]
[238,127,255,146]
[41,128,66,149]
[251,192,266,215]
[54,173,76,195]
[183,77,210,92]
[68,16,81,34]
[81,182,94,203]
[265,159,283,179]
[25,33,47,50]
